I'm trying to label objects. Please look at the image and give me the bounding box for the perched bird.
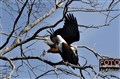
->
[47,13,79,52]
[46,13,80,69]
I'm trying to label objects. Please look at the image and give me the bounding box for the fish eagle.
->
[45,13,80,69]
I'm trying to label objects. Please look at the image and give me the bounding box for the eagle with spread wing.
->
[45,14,80,69]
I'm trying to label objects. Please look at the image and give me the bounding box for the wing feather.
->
[50,13,80,45]
[62,14,79,44]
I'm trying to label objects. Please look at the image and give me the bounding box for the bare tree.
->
[0,0,120,79]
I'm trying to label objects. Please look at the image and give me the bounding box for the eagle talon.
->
[64,61,69,66]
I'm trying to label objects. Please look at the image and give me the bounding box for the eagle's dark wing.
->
[50,13,80,45]
[62,13,80,44]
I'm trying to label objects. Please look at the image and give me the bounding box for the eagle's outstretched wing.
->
[50,13,80,45]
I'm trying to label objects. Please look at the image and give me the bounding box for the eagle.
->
[45,13,80,69]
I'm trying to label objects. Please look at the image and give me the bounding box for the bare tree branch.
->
[0,0,29,49]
